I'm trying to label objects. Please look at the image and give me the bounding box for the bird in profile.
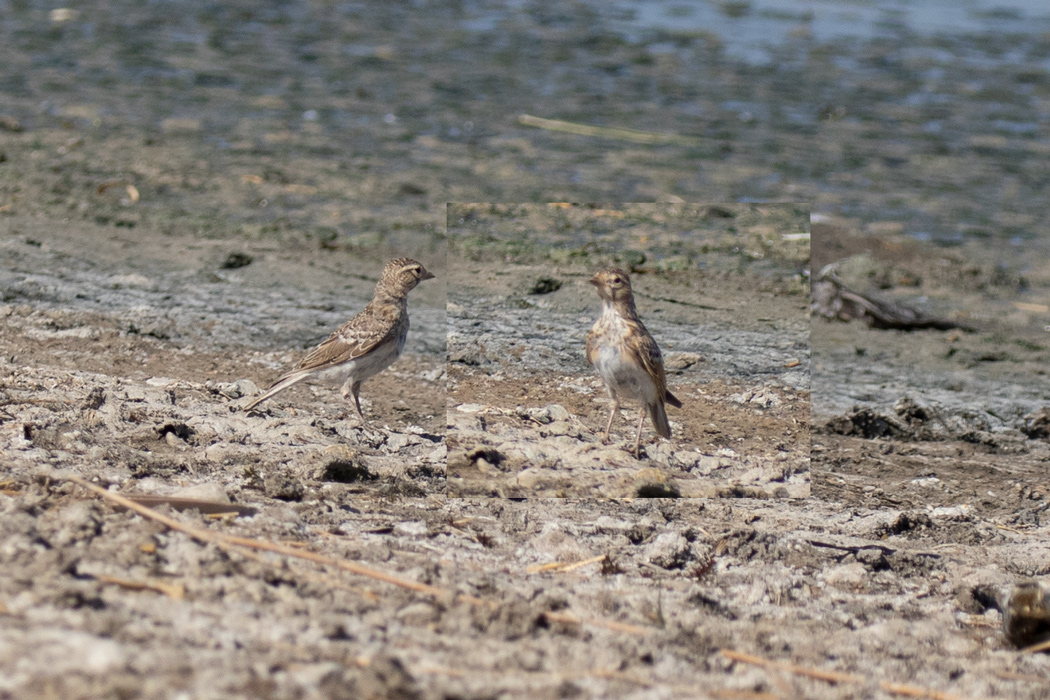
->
[586,267,682,457]
[244,257,435,418]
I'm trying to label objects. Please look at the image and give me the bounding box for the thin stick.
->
[553,554,607,573]
[527,554,607,574]
[722,649,990,700]
[1021,638,1050,654]
[91,573,185,600]
[518,114,702,146]
[994,669,1050,683]
[66,474,648,636]
[66,474,452,599]
[543,610,649,636]
[721,649,862,684]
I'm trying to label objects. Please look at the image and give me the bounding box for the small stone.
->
[396,602,439,625]
[544,420,573,436]
[516,468,546,489]
[221,252,253,270]
[107,273,155,289]
[204,444,230,463]
[393,521,429,537]
[386,433,416,452]
[124,386,148,401]
[476,456,500,475]
[264,471,305,501]
[753,390,780,408]
[21,630,126,675]
[520,406,552,424]
[825,562,869,590]
[929,505,972,521]
[545,404,571,422]
[665,352,702,371]
[218,379,260,400]
[528,277,562,295]
[644,532,691,569]
[173,483,230,503]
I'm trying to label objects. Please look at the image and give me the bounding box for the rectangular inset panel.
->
[448,202,810,498]
[811,218,1050,513]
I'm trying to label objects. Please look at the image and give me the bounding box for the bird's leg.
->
[602,392,619,444]
[350,381,364,419]
[633,407,646,459]
[340,380,365,419]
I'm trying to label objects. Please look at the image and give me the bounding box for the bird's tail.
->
[242,371,311,411]
[665,389,683,409]
[648,400,671,438]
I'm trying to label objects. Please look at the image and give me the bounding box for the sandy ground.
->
[2,1,1050,699]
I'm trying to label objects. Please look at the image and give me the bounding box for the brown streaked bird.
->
[244,257,435,418]
[585,267,683,457]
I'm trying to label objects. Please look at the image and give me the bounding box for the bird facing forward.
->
[244,257,435,418]
[585,268,682,457]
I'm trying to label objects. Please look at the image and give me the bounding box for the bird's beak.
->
[589,276,600,286]
[422,270,436,281]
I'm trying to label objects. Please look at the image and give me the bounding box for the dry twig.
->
[526,554,607,574]
[90,573,185,600]
[721,649,989,700]
[518,114,701,146]
[64,473,648,636]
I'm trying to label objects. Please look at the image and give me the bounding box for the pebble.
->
[644,532,691,569]
[396,602,439,625]
[107,273,156,289]
[386,433,421,452]
[216,379,260,400]
[665,352,702,370]
[929,505,972,521]
[824,562,869,590]
[173,483,230,503]
[515,468,546,489]
[264,472,306,501]
[393,521,429,537]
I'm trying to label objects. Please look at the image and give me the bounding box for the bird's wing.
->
[624,322,670,403]
[292,309,397,373]
[585,327,598,366]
